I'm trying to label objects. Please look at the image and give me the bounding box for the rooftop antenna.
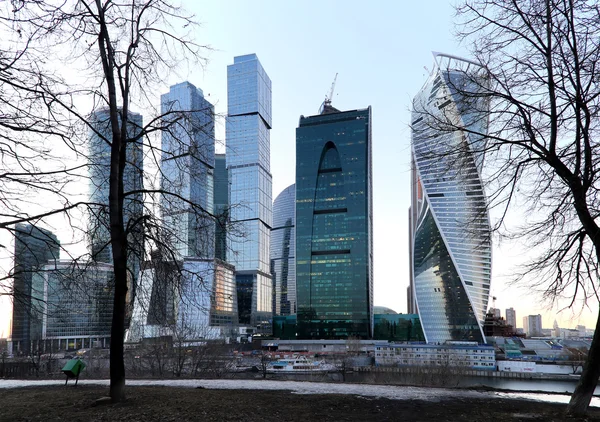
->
[319,73,338,114]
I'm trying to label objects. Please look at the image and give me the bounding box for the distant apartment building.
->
[375,342,496,370]
[523,314,543,337]
[489,308,501,318]
[11,223,60,354]
[505,308,517,330]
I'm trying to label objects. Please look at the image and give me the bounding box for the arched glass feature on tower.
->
[296,107,373,339]
[410,53,491,344]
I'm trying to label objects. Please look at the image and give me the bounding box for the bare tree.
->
[1,0,219,403]
[413,0,600,415]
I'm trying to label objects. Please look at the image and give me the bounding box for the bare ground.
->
[1,385,600,422]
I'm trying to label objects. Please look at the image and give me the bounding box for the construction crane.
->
[325,73,338,105]
[319,73,338,114]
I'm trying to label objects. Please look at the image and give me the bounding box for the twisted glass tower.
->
[410,53,491,344]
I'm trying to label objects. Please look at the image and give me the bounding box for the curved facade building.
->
[270,184,296,316]
[296,106,373,339]
[410,53,491,344]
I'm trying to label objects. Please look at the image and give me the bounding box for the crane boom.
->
[327,73,338,104]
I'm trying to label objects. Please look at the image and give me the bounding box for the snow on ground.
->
[0,379,598,407]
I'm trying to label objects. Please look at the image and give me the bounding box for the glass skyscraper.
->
[88,108,144,308]
[410,53,491,344]
[161,82,215,259]
[226,54,273,328]
[214,153,228,262]
[295,106,373,339]
[11,223,60,353]
[270,184,296,316]
[35,260,114,351]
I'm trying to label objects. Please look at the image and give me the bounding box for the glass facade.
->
[410,53,491,344]
[226,54,273,327]
[38,261,114,340]
[127,257,238,341]
[11,223,60,351]
[296,106,373,339]
[88,108,144,314]
[214,154,228,261]
[161,82,215,259]
[373,313,425,342]
[270,184,296,316]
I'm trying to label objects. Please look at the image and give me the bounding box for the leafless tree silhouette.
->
[413,0,600,415]
[0,0,231,403]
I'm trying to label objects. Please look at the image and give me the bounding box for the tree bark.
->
[567,302,600,415]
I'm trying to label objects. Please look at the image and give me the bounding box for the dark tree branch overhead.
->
[434,0,600,415]
[0,0,220,403]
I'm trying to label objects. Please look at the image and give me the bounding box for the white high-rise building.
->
[505,307,517,329]
[226,54,273,328]
[410,52,491,344]
[523,314,543,337]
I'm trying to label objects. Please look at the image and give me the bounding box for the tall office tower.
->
[161,82,215,258]
[35,260,114,351]
[214,154,228,262]
[271,184,296,316]
[410,52,491,344]
[505,307,517,329]
[226,54,273,328]
[296,105,373,339]
[11,223,60,353]
[88,108,144,297]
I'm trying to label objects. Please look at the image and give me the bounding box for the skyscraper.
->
[226,54,273,328]
[88,108,144,291]
[214,153,228,262]
[271,184,296,316]
[11,223,60,353]
[161,82,215,258]
[296,105,373,339]
[410,52,491,344]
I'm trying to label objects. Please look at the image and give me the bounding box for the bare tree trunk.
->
[567,304,600,415]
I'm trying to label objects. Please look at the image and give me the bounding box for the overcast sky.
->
[1,0,597,337]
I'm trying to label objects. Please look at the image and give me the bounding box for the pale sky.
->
[1,0,597,337]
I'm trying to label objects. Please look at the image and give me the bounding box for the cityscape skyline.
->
[0,1,596,338]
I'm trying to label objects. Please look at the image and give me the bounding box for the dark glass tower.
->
[214,153,228,262]
[271,184,296,316]
[296,106,373,339]
[11,223,60,352]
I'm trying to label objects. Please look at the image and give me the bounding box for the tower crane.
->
[325,73,338,106]
[319,73,338,114]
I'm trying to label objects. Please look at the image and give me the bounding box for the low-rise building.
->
[374,341,496,370]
